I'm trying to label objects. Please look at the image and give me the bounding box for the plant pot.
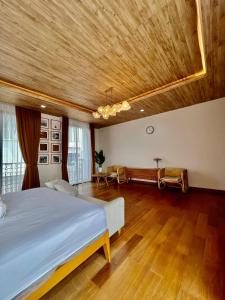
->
[98,167,103,173]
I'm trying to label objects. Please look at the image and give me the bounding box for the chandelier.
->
[92,88,131,119]
[93,100,131,119]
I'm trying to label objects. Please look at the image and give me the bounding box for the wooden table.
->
[126,168,158,183]
[92,173,109,188]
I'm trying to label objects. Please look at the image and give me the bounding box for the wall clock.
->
[146,126,154,134]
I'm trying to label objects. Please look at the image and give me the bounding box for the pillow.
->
[54,180,78,197]
[45,179,60,189]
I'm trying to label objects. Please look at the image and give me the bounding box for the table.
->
[92,173,109,188]
[126,168,158,183]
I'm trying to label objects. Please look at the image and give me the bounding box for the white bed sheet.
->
[0,188,107,300]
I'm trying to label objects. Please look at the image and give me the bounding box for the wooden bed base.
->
[25,231,110,300]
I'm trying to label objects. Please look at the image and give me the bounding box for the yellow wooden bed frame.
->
[25,231,110,300]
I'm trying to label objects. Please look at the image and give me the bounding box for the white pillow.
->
[45,179,60,189]
[54,180,78,197]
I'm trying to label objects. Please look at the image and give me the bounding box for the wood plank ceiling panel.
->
[0,0,224,126]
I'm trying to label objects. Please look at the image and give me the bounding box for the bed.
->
[0,188,110,300]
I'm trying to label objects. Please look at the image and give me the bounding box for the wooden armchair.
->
[158,168,188,193]
[106,165,127,184]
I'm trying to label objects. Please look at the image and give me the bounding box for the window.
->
[0,103,25,194]
[67,120,91,184]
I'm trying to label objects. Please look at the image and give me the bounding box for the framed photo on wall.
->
[51,131,61,141]
[41,118,49,129]
[51,119,61,130]
[51,143,61,153]
[39,142,48,152]
[38,154,49,165]
[40,130,49,140]
[51,154,61,164]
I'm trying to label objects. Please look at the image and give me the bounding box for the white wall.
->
[97,98,225,190]
[38,113,62,186]
[95,128,100,151]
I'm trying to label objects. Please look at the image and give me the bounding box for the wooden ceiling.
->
[0,0,224,127]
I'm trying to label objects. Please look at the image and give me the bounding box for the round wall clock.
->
[146,126,154,134]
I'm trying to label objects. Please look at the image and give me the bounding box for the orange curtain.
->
[16,106,40,190]
[62,116,69,181]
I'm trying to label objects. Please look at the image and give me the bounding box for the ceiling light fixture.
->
[93,88,131,119]
[41,105,46,108]
[140,109,144,112]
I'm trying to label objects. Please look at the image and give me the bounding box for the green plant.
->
[95,150,105,167]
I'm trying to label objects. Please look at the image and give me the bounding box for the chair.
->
[158,168,188,193]
[106,165,127,184]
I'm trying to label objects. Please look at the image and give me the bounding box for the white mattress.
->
[0,188,107,300]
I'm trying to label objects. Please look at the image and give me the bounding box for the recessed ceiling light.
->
[41,105,46,108]
[140,109,144,112]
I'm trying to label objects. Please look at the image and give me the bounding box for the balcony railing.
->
[0,160,90,194]
[1,162,25,194]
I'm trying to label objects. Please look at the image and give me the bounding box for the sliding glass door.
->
[0,103,25,194]
[67,120,91,184]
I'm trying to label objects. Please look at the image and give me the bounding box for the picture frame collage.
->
[39,117,62,165]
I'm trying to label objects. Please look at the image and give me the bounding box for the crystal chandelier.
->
[92,88,131,119]
[93,101,131,119]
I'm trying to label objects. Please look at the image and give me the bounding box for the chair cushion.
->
[108,172,117,177]
[160,176,181,183]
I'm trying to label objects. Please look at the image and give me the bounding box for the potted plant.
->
[95,150,105,173]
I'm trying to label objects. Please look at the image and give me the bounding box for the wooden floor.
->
[43,182,225,300]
